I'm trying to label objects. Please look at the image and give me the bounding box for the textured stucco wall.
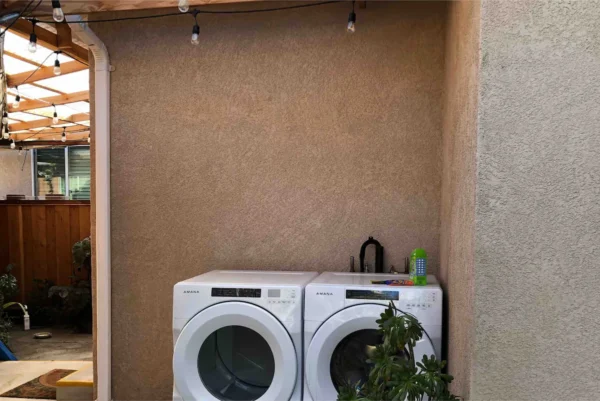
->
[439,0,479,398]
[472,0,600,399]
[0,149,32,198]
[92,2,447,399]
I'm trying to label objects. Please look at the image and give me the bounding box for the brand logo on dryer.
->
[316,292,334,296]
[183,290,199,294]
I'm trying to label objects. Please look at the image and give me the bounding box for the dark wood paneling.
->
[0,202,91,303]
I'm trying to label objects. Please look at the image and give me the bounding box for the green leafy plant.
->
[0,264,19,345]
[338,303,459,401]
[47,237,92,333]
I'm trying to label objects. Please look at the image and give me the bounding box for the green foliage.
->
[72,236,91,272]
[337,302,459,401]
[0,264,19,345]
[38,236,93,333]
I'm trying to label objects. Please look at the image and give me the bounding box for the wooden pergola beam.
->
[7,91,88,112]
[9,113,89,131]
[12,130,90,141]
[12,140,88,147]
[1,0,256,16]
[5,19,88,64]
[18,124,89,135]
[3,50,39,66]
[7,60,88,87]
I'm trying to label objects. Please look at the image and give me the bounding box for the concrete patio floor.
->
[8,328,92,361]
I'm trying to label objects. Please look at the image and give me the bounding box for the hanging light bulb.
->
[18,146,23,156]
[52,0,65,23]
[178,0,190,13]
[61,129,67,143]
[12,88,21,109]
[87,135,91,144]
[2,112,7,125]
[2,125,8,140]
[347,1,356,33]
[52,104,59,124]
[10,139,16,150]
[28,20,38,53]
[54,55,61,76]
[190,10,200,45]
[191,23,200,45]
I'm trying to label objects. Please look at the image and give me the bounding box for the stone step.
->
[56,363,93,401]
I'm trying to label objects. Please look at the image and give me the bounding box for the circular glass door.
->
[198,326,275,400]
[330,329,382,392]
[174,302,297,401]
[305,304,435,401]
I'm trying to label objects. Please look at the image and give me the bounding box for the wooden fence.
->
[0,200,91,303]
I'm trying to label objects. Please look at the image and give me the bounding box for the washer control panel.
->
[266,288,297,305]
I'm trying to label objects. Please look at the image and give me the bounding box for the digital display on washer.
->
[211,288,262,298]
[346,290,399,301]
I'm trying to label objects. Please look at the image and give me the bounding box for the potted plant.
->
[338,303,459,401]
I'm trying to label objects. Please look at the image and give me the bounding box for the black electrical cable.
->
[0,0,35,37]
[11,50,54,88]
[0,0,42,36]
[29,0,342,24]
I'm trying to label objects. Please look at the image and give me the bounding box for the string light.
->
[1,112,7,125]
[191,10,200,45]
[347,1,356,33]
[52,0,65,23]
[52,104,59,124]
[87,134,91,144]
[178,0,190,13]
[61,128,67,143]
[53,52,61,75]
[28,19,37,53]
[18,146,23,155]
[2,125,8,140]
[10,139,16,150]
[12,87,21,109]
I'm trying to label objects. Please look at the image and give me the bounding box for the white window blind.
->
[34,146,90,199]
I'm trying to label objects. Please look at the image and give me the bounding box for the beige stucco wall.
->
[92,2,447,399]
[471,0,600,399]
[0,149,32,198]
[439,0,479,398]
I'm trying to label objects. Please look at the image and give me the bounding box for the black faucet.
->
[359,236,384,273]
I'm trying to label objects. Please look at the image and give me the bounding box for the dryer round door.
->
[305,304,435,401]
[173,302,297,401]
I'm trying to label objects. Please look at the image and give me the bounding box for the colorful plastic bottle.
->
[410,248,427,286]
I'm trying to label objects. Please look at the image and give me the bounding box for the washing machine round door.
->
[173,302,297,401]
[305,304,435,401]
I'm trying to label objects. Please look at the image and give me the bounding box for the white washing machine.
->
[173,270,318,401]
[304,272,442,401]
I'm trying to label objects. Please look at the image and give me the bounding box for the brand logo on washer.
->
[316,292,333,296]
[183,290,199,294]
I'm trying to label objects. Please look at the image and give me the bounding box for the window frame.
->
[32,145,90,199]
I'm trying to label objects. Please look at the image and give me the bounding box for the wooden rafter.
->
[20,125,89,134]
[11,140,89,147]
[9,112,89,131]
[11,130,90,141]
[3,50,40,66]
[1,0,256,16]
[7,60,87,87]
[7,91,88,112]
[30,82,66,95]
[5,19,88,64]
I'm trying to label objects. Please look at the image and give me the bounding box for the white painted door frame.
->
[69,17,111,401]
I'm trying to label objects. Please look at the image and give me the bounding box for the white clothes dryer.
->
[173,270,317,401]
